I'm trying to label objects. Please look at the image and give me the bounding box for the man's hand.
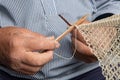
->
[71,21,98,63]
[0,26,60,75]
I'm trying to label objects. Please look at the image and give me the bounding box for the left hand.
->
[71,21,98,63]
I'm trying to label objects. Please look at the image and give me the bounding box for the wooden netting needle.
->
[56,14,88,42]
[58,14,72,26]
[59,14,89,26]
[75,14,89,25]
[39,15,88,53]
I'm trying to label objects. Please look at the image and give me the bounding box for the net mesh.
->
[76,14,120,80]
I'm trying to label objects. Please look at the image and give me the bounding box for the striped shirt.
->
[0,0,120,80]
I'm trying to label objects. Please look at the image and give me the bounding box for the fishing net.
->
[76,14,120,80]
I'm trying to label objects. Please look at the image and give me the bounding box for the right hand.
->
[0,26,60,75]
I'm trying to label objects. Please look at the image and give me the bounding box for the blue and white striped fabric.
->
[0,0,120,80]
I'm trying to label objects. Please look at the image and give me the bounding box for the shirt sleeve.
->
[93,0,120,20]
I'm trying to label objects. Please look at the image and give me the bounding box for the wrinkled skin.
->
[0,26,60,75]
[0,24,97,75]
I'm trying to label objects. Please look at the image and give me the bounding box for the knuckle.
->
[10,36,24,49]
[10,37,19,47]
[47,52,53,60]
[34,67,41,73]
[33,61,42,66]
[9,57,23,71]
[27,57,43,66]
[10,62,22,72]
[10,53,21,62]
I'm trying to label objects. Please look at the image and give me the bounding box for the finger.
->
[19,64,42,75]
[72,38,97,63]
[22,51,53,67]
[18,28,46,38]
[31,31,46,38]
[25,36,60,51]
[71,29,88,45]
[72,37,93,56]
[75,51,97,63]
[11,63,41,75]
